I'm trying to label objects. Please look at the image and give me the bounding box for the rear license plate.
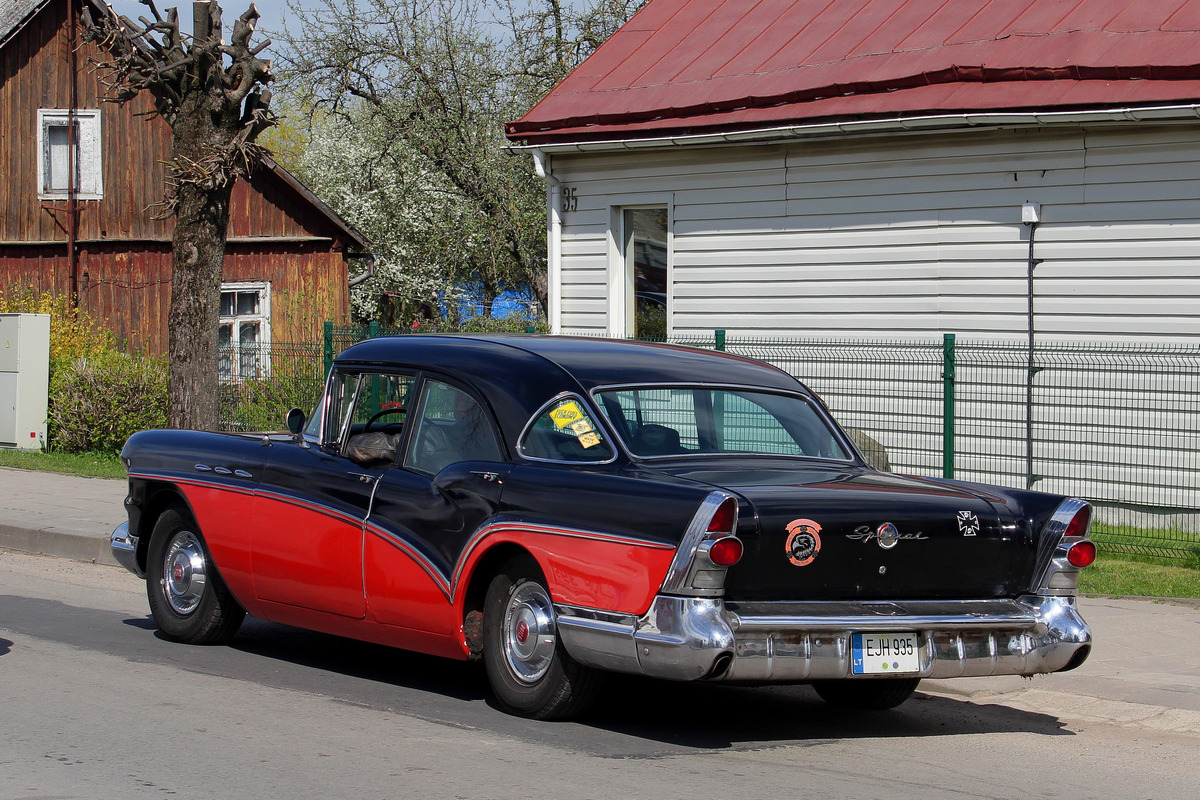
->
[851,632,920,675]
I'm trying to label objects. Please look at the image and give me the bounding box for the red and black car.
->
[111,335,1095,719]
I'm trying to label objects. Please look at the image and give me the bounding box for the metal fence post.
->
[369,320,380,340]
[942,333,956,480]
[322,321,333,378]
[715,329,726,352]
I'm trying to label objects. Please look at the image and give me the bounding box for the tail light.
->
[708,536,743,567]
[1065,504,1092,539]
[707,499,737,534]
[1037,498,1096,594]
[661,493,743,596]
[1066,539,1097,568]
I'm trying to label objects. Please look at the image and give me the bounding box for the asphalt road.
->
[2,550,1198,800]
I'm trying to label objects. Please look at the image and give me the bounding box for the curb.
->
[0,524,120,567]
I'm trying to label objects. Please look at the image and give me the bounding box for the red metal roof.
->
[508,0,1200,144]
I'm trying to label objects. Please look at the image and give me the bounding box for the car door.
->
[252,369,416,619]
[364,376,510,632]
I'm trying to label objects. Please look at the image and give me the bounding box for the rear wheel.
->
[812,678,921,710]
[482,557,603,719]
[146,507,245,645]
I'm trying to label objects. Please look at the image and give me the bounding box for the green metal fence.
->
[219,328,1200,560]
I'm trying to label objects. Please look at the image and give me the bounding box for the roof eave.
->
[508,103,1200,154]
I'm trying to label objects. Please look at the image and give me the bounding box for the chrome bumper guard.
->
[555,595,1091,682]
[110,523,144,578]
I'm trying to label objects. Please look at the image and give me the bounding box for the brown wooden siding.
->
[1,241,350,353]
[0,0,354,354]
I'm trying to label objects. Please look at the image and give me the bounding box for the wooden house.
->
[0,0,368,360]
[507,0,1200,343]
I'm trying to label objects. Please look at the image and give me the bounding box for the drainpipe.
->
[67,0,80,310]
[531,148,561,333]
[1023,202,1042,490]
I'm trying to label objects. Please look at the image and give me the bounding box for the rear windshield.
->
[595,386,850,460]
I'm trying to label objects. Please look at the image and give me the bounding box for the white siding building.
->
[508,0,1200,344]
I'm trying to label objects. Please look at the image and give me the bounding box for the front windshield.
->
[595,386,850,460]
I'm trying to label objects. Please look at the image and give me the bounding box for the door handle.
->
[349,472,379,484]
[471,471,501,483]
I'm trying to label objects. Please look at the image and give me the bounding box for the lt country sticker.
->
[785,518,822,566]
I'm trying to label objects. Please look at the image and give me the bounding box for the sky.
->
[106,0,304,52]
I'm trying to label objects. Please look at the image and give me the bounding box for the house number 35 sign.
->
[560,186,578,213]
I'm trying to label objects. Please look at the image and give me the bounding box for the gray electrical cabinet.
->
[0,313,51,450]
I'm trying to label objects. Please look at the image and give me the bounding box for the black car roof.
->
[337,335,803,393]
[336,335,809,442]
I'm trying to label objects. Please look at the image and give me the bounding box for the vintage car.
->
[111,335,1096,719]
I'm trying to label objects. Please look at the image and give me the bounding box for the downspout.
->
[1023,203,1042,490]
[67,0,80,311]
[531,148,561,333]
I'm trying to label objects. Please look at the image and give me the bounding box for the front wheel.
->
[146,507,245,645]
[482,557,603,719]
[812,677,921,710]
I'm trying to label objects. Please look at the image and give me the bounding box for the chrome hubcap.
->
[160,530,206,617]
[502,580,556,684]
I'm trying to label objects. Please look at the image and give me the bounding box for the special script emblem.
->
[785,518,822,566]
[957,510,980,537]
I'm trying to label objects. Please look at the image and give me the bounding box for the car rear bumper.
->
[555,594,1091,682]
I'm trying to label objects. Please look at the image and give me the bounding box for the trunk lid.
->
[659,461,1034,601]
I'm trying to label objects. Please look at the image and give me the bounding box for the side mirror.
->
[286,407,306,435]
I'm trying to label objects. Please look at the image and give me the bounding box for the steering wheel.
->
[364,407,405,432]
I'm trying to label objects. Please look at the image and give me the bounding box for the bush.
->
[0,288,115,360]
[220,372,324,432]
[446,312,548,334]
[49,353,168,453]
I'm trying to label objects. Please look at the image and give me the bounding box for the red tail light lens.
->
[706,499,737,534]
[708,536,743,567]
[1066,539,1097,568]
[1066,505,1092,539]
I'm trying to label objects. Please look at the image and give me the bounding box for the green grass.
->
[1080,551,1200,599]
[0,449,127,480]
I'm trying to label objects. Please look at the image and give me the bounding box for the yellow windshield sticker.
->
[578,432,601,449]
[549,401,585,430]
[569,419,594,436]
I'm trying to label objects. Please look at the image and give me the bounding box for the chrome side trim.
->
[110,522,144,578]
[659,491,735,595]
[449,519,674,602]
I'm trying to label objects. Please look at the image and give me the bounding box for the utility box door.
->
[0,313,51,450]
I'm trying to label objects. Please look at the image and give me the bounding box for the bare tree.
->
[83,0,274,429]
[276,0,645,321]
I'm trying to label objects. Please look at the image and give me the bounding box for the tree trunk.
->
[166,110,236,430]
[167,180,232,430]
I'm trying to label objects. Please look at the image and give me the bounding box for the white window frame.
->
[607,198,673,339]
[219,281,272,380]
[37,108,103,200]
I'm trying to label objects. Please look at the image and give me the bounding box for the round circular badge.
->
[785,518,822,566]
[877,522,899,550]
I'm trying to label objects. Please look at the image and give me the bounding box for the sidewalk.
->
[0,466,127,566]
[2,465,1199,731]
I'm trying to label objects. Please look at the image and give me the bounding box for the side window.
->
[218,282,270,380]
[328,371,416,465]
[404,380,502,475]
[37,109,103,199]
[519,396,615,463]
